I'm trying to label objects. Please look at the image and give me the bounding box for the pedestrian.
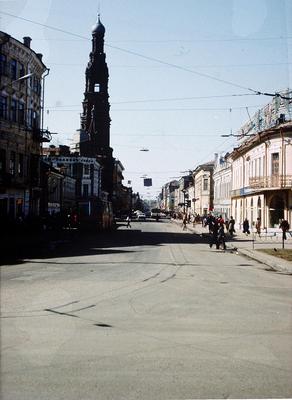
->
[126,215,131,228]
[217,222,226,250]
[279,219,290,240]
[242,218,250,235]
[228,216,235,237]
[206,214,215,233]
[209,218,219,248]
[182,214,187,230]
[217,215,224,225]
[255,217,261,236]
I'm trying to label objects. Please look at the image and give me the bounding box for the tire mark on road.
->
[142,272,160,282]
[44,308,79,318]
[160,273,176,283]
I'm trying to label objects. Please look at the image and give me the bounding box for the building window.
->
[259,158,262,177]
[27,108,32,128]
[9,151,16,175]
[83,164,90,176]
[0,149,6,173]
[32,110,39,129]
[0,53,8,76]
[83,184,89,197]
[11,99,17,122]
[0,96,8,119]
[271,153,279,175]
[19,63,25,79]
[18,154,24,177]
[11,59,17,80]
[203,178,208,191]
[33,77,40,93]
[19,103,25,125]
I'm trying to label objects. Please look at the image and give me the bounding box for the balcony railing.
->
[249,175,292,189]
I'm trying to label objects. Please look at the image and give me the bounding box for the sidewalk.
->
[171,218,292,274]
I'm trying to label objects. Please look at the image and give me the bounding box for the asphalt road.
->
[1,220,292,400]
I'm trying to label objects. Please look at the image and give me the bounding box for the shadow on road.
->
[0,222,210,265]
[0,221,256,266]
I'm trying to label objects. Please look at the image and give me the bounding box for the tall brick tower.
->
[80,15,114,199]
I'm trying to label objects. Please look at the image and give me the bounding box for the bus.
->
[78,198,113,231]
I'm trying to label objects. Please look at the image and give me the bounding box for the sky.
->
[1,0,291,200]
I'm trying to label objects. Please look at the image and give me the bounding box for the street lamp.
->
[40,68,50,137]
[13,72,34,83]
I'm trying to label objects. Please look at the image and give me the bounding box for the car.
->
[137,213,146,221]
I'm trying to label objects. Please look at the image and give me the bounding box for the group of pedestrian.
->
[208,215,227,250]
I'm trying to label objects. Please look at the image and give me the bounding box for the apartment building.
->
[0,31,49,223]
[230,122,292,229]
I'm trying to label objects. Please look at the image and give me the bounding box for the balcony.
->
[249,175,292,189]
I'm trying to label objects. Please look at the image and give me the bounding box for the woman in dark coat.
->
[243,218,250,235]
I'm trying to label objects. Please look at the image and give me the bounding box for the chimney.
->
[36,53,43,62]
[23,36,32,48]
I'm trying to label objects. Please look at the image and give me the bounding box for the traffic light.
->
[186,200,191,207]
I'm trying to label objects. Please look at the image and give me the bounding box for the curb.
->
[231,247,292,274]
[170,219,292,274]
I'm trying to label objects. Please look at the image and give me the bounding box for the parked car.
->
[137,213,146,221]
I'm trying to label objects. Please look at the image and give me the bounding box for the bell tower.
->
[80,15,114,198]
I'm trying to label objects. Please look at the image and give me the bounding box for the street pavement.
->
[1,220,292,399]
[171,218,292,274]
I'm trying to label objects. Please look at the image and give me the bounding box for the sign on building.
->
[144,178,152,187]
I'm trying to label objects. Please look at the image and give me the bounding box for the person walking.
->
[126,215,131,228]
[279,219,290,240]
[182,214,187,230]
[228,216,235,237]
[242,218,250,235]
[209,218,219,248]
[217,222,226,250]
[255,217,261,237]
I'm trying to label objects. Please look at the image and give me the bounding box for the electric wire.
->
[1,10,287,98]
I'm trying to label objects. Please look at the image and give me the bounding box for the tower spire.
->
[80,14,114,198]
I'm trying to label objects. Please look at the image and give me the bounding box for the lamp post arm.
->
[41,68,50,133]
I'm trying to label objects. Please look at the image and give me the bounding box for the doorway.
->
[269,195,284,227]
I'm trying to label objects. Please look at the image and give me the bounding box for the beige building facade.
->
[230,123,292,230]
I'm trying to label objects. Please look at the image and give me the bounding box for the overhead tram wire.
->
[45,104,265,112]
[44,93,258,109]
[1,10,289,99]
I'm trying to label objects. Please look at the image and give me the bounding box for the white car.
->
[137,213,146,221]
